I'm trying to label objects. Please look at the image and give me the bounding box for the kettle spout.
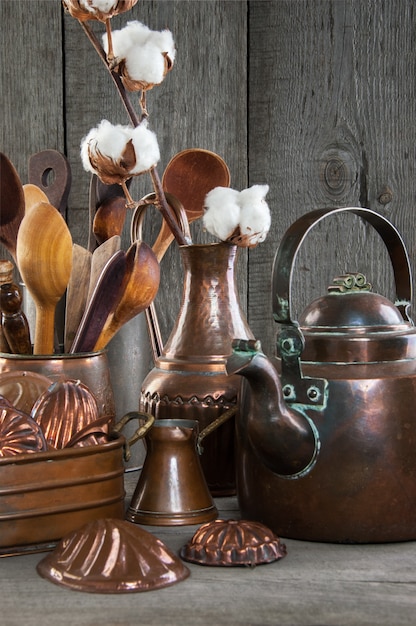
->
[226,339,319,477]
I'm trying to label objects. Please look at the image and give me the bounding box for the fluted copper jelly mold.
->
[37,518,190,593]
[180,518,287,566]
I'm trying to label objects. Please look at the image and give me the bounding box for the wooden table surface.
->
[1,469,416,626]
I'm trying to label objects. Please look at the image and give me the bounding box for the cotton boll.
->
[238,184,271,245]
[102,25,136,59]
[86,120,131,162]
[88,0,118,12]
[124,43,168,85]
[203,187,241,241]
[103,20,151,57]
[150,29,176,63]
[129,122,160,174]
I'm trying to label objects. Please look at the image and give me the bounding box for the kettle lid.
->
[299,273,406,330]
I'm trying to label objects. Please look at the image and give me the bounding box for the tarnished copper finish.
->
[126,418,218,526]
[31,379,101,449]
[0,370,52,414]
[0,432,126,555]
[0,396,47,456]
[140,242,254,495]
[233,207,416,543]
[0,350,116,422]
[37,518,190,593]
[180,519,287,567]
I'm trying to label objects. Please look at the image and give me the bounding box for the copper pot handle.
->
[272,206,413,326]
[113,411,155,461]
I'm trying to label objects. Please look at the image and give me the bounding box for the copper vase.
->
[140,242,254,495]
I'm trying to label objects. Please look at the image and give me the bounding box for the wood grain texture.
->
[2,0,416,357]
[248,0,416,352]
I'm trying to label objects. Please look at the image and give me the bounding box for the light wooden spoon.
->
[23,183,49,213]
[16,202,73,354]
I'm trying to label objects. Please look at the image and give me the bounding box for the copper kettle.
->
[227,207,416,543]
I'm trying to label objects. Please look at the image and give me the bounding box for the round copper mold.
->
[36,518,190,593]
[0,397,47,456]
[180,519,287,566]
[0,370,52,415]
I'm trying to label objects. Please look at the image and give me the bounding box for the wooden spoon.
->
[92,195,127,245]
[28,150,71,217]
[16,202,73,354]
[157,148,231,256]
[64,244,92,352]
[23,184,49,213]
[86,235,121,305]
[0,152,25,261]
[94,241,160,351]
[69,250,126,354]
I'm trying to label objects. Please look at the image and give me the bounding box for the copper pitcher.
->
[126,409,236,526]
[228,207,416,543]
[140,242,254,496]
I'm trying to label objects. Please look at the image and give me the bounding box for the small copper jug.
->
[127,409,235,526]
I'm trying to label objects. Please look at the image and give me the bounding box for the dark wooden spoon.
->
[0,153,25,261]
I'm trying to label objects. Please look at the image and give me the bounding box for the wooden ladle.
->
[157,148,231,255]
[16,202,73,354]
[94,241,160,351]
[0,152,25,261]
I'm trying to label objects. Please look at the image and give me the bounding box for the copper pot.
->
[0,350,115,421]
[140,242,254,496]
[229,207,416,543]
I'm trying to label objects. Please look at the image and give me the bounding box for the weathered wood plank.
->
[248,0,416,353]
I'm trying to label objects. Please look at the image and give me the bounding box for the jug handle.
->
[197,406,238,454]
[272,206,413,325]
[129,192,192,361]
[113,410,155,462]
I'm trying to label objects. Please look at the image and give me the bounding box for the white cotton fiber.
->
[238,184,271,244]
[203,187,241,241]
[130,122,160,173]
[124,43,167,84]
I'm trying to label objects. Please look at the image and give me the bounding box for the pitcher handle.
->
[113,410,155,462]
[272,207,413,326]
[130,192,191,361]
[197,406,238,454]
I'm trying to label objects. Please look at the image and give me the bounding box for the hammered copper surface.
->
[37,518,190,593]
[180,518,287,567]
[126,419,218,526]
[236,207,416,543]
[140,242,254,496]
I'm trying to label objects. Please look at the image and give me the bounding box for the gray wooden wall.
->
[1,0,416,357]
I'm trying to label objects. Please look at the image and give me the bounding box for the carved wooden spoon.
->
[0,153,25,261]
[16,202,73,354]
[23,184,49,213]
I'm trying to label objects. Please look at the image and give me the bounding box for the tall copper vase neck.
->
[161,242,253,364]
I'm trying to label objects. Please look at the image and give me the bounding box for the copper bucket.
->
[126,408,236,526]
[0,350,115,420]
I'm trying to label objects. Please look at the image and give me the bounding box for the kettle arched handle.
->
[272,207,413,325]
